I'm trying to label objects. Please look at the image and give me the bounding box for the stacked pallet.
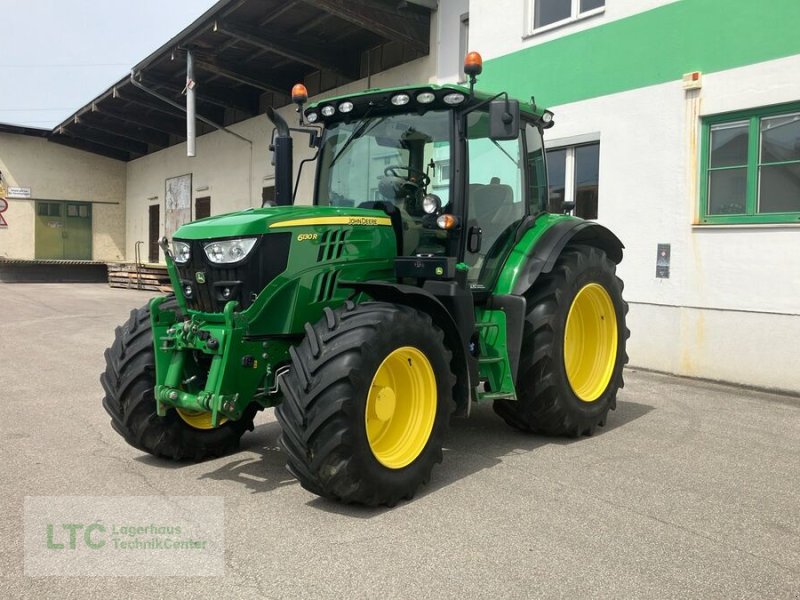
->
[107,263,172,292]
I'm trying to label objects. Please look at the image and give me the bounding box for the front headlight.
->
[422,194,442,214]
[203,238,258,264]
[172,241,191,264]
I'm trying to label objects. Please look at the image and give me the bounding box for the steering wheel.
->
[383,165,431,189]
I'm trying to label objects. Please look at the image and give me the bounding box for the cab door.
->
[462,111,526,291]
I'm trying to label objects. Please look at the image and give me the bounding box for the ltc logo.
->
[47,523,106,550]
[195,272,206,284]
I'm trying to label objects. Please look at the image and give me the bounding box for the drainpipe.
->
[129,71,255,204]
[186,49,196,157]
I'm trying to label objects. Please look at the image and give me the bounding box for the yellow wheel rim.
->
[176,408,228,430]
[365,346,437,469]
[564,283,618,402]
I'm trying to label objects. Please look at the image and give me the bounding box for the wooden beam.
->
[115,88,187,120]
[61,123,148,155]
[91,103,186,138]
[296,13,331,34]
[220,0,249,18]
[216,21,359,79]
[78,118,169,148]
[147,78,259,115]
[306,0,430,53]
[49,133,132,162]
[259,1,299,25]
[193,57,287,95]
[95,105,183,136]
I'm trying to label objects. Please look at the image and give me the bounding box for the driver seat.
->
[469,182,514,238]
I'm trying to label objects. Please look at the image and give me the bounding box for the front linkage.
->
[150,240,288,427]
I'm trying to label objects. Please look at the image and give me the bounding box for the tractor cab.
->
[299,82,554,295]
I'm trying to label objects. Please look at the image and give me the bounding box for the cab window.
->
[465,111,525,287]
[525,122,548,214]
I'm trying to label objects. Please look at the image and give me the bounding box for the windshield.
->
[316,111,451,208]
[315,110,452,256]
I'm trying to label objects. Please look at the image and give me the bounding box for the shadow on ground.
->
[307,397,655,517]
[134,397,654,509]
[134,420,293,494]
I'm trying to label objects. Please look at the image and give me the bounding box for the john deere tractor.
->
[101,54,628,506]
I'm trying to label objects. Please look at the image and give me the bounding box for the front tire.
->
[494,245,629,436]
[100,300,256,460]
[275,301,454,506]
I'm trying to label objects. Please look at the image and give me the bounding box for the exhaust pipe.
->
[266,107,293,206]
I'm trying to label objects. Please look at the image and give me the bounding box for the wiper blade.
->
[490,138,519,167]
[328,114,386,169]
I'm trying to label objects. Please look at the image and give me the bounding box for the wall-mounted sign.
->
[165,174,191,238]
[7,187,31,199]
[0,198,8,227]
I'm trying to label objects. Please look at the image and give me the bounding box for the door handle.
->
[467,226,482,254]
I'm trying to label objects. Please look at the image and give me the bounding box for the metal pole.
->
[186,49,196,157]
[129,72,255,204]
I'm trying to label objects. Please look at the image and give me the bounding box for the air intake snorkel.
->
[266,107,293,206]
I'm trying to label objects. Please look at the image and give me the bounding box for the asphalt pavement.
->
[1,283,798,599]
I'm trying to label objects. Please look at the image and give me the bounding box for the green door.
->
[35,201,92,260]
[64,202,92,259]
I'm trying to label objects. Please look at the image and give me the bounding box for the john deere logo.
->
[195,272,206,284]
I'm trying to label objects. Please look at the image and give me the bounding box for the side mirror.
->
[489,99,520,141]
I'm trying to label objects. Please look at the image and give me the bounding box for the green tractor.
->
[101,55,628,506]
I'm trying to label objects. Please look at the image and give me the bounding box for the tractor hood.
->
[172,205,391,240]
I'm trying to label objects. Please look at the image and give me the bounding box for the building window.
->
[195,196,211,220]
[700,103,800,225]
[262,185,275,205]
[530,0,604,33]
[433,160,450,189]
[546,142,599,219]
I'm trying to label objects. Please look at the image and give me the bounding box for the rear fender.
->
[508,219,624,296]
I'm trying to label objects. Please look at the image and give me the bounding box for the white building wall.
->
[523,54,800,393]
[436,0,469,82]
[0,133,126,261]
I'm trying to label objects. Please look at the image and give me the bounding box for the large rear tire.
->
[494,245,628,436]
[100,300,256,460]
[275,301,454,506]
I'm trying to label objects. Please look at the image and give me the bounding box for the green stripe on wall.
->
[481,0,800,108]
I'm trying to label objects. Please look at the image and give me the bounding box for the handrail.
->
[134,240,144,290]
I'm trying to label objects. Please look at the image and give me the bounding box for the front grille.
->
[175,233,291,313]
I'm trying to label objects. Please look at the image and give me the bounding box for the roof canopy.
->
[49,0,435,161]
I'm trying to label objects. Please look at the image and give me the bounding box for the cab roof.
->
[304,83,547,124]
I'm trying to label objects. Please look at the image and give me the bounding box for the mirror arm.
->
[460,91,507,118]
[288,125,322,148]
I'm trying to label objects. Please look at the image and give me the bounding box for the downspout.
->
[129,71,255,204]
[186,49,196,157]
